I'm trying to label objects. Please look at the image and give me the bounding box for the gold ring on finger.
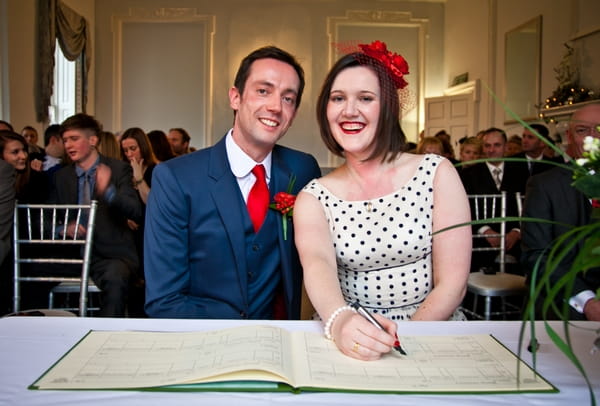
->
[352,342,360,352]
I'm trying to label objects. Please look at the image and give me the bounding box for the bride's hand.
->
[331,310,397,361]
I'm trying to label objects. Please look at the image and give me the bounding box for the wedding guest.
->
[167,128,191,156]
[458,136,482,169]
[416,136,443,155]
[147,130,175,162]
[144,46,321,319]
[505,134,522,156]
[521,104,600,321]
[50,114,143,317]
[42,124,65,176]
[97,131,121,160]
[0,131,48,203]
[0,120,13,131]
[294,41,471,360]
[21,126,45,161]
[0,158,15,315]
[460,127,526,272]
[120,127,158,315]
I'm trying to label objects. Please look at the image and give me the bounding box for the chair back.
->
[467,192,507,273]
[13,201,98,316]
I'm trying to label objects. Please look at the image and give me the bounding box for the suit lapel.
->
[270,147,295,312]
[208,138,249,302]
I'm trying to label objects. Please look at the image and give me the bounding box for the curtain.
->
[36,0,91,123]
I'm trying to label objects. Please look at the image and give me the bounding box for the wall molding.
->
[111,8,215,143]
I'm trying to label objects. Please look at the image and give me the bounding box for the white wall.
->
[93,0,446,166]
[2,0,598,164]
[444,0,600,135]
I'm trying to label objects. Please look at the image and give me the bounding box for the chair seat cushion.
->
[468,272,527,296]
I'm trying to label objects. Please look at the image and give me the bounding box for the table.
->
[0,317,598,405]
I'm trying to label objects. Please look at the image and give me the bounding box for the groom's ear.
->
[229,86,241,111]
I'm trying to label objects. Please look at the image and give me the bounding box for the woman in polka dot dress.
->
[294,41,472,361]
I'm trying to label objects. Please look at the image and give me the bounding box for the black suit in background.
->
[510,152,562,179]
[50,154,143,317]
[460,161,528,273]
[0,160,15,314]
[521,166,600,320]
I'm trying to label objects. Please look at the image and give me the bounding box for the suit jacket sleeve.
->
[521,169,595,294]
[144,161,201,318]
[103,158,142,224]
[0,160,15,265]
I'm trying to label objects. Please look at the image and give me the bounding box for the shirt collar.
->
[75,156,100,177]
[526,153,544,161]
[225,130,272,181]
[485,161,504,172]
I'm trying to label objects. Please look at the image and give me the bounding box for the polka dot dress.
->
[304,154,461,321]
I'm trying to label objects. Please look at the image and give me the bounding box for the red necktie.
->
[247,165,269,232]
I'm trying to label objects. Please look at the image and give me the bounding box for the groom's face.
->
[229,58,300,159]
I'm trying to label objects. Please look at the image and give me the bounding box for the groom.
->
[144,46,321,319]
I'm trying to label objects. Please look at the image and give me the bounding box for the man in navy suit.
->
[144,46,321,319]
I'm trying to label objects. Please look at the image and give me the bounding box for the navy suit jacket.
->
[144,136,321,319]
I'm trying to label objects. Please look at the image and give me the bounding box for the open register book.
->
[31,324,556,394]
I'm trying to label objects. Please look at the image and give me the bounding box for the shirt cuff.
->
[477,225,491,235]
[568,290,596,314]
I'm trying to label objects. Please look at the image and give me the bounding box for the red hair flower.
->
[269,175,297,240]
[358,40,409,89]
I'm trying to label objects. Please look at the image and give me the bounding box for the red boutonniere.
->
[592,198,600,208]
[270,175,296,240]
[358,40,409,90]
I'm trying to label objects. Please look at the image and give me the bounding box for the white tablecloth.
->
[0,317,598,406]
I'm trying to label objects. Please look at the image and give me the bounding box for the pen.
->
[350,300,407,355]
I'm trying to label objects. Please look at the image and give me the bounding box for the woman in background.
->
[0,131,48,203]
[147,130,175,162]
[120,127,157,316]
[294,41,471,360]
[97,131,121,160]
[416,136,444,155]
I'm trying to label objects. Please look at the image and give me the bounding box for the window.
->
[48,40,82,124]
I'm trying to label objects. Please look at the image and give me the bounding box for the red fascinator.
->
[358,40,409,90]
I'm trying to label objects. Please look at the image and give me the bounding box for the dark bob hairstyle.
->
[315,52,406,163]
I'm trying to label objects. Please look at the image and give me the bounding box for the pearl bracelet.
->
[323,305,355,341]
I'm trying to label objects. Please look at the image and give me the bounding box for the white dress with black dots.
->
[303,154,464,321]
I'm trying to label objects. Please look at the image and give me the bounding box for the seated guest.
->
[505,134,522,156]
[0,158,15,315]
[147,130,175,162]
[120,127,158,316]
[416,136,444,155]
[460,127,527,273]
[513,123,561,179]
[144,45,321,319]
[49,114,143,317]
[294,41,471,361]
[0,120,13,131]
[521,104,600,321]
[42,124,65,176]
[0,131,48,203]
[21,126,45,161]
[167,128,191,156]
[457,136,482,171]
